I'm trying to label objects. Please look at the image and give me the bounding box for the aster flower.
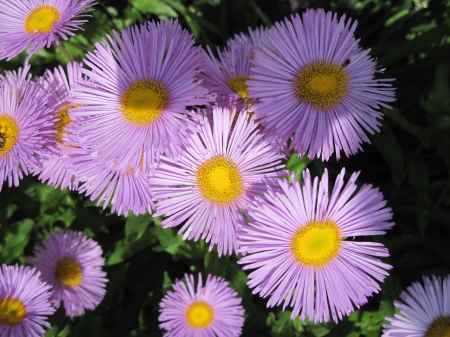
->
[383,275,450,337]
[0,0,95,60]
[31,62,83,190]
[150,107,286,256]
[70,19,208,174]
[199,26,267,109]
[238,168,393,323]
[0,264,55,337]
[69,146,154,216]
[249,8,396,160]
[0,73,53,191]
[28,229,107,317]
[159,273,245,337]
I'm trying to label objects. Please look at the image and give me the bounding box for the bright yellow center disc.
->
[185,301,214,329]
[120,79,169,125]
[196,155,243,204]
[291,220,342,268]
[0,298,26,326]
[0,115,19,156]
[296,62,349,109]
[55,257,83,287]
[226,75,251,100]
[426,316,450,337]
[24,5,60,34]
[55,104,77,146]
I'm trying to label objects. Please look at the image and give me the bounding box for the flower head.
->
[69,146,154,216]
[383,275,450,337]
[31,62,83,190]
[0,264,55,337]
[238,168,394,322]
[0,0,95,60]
[28,230,107,317]
[159,273,245,337]
[0,70,53,191]
[150,107,287,256]
[249,8,396,160]
[200,26,267,109]
[70,19,208,174]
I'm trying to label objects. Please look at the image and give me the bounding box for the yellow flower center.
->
[55,104,77,146]
[426,316,450,337]
[196,155,243,204]
[295,62,349,109]
[24,5,60,34]
[0,115,19,156]
[291,220,342,268]
[185,301,214,329]
[0,298,26,326]
[226,75,251,100]
[55,257,83,287]
[120,79,169,125]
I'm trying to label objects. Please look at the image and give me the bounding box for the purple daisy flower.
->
[0,264,55,337]
[70,19,208,174]
[68,146,154,216]
[28,229,107,318]
[31,62,83,190]
[238,168,394,323]
[150,107,287,256]
[0,71,53,191]
[199,26,267,109]
[0,0,95,60]
[383,275,450,337]
[248,8,396,160]
[159,273,245,337]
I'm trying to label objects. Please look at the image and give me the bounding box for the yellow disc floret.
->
[120,79,169,125]
[55,257,83,287]
[185,301,215,329]
[55,104,77,146]
[426,316,450,337]
[291,219,342,268]
[226,75,251,100]
[24,5,60,34]
[0,115,19,156]
[196,155,243,204]
[0,298,26,326]
[296,62,349,109]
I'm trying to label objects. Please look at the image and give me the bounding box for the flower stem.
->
[55,42,73,63]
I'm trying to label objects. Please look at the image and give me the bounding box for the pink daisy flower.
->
[199,26,267,109]
[0,70,53,191]
[0,0,95,60]
[383,275,450,337]
[150,107,287,256]
[0,264,55,337]
[28,229,108,318]
[159,273,245,337]
[248,8,396,160]
[31,62,83,190]
[238,168,394,322]
[70,19,208,174]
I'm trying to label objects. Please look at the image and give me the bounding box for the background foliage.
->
[1,0,450,336]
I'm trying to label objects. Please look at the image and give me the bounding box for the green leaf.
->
[125,214,153,241]
[130,0,178,17]
[0,219,34,264]
[106,229,156,265]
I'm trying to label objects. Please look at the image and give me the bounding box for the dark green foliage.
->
[1,0,450,336]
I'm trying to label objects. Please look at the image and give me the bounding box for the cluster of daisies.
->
[0,230,107,336]
[0,1,448,336]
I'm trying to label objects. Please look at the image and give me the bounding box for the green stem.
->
[55,42,73,63]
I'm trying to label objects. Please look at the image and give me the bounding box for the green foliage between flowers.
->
[1,0,450,336]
